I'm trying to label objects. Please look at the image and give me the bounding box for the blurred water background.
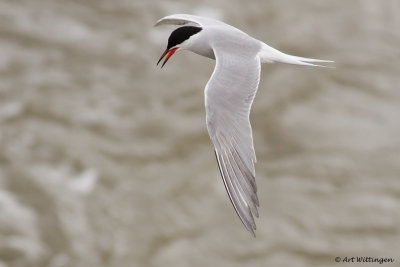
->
[0,0,399,266]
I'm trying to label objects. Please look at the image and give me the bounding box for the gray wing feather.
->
[205,40,261,236]
[155,14,227,27]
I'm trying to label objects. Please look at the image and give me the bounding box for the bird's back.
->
[186,25,262,61]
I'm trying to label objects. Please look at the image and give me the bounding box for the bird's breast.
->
[189,41,215,60]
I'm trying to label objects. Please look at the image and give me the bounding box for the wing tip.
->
[214,149,259,238]
[154,14,198,27]
[249,228,256,238]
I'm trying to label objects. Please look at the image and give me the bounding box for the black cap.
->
[167,26,202,49]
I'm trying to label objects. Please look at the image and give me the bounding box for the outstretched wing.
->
[205,40,261,236]
[155,13,227,27]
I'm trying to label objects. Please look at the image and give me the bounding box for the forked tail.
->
[259,42,333,67]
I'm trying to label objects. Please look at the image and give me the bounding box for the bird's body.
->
[156,14,332,236]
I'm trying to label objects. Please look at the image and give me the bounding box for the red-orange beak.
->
[157,47,178,68]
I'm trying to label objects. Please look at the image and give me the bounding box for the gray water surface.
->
[1,1,399,267]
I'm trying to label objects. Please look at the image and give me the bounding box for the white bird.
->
[155,14,332,236]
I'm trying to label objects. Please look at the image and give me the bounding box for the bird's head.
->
[157,26,202,68]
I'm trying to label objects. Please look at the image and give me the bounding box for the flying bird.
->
[155,14,332,236]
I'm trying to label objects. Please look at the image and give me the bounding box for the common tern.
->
[155,14,332,236]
